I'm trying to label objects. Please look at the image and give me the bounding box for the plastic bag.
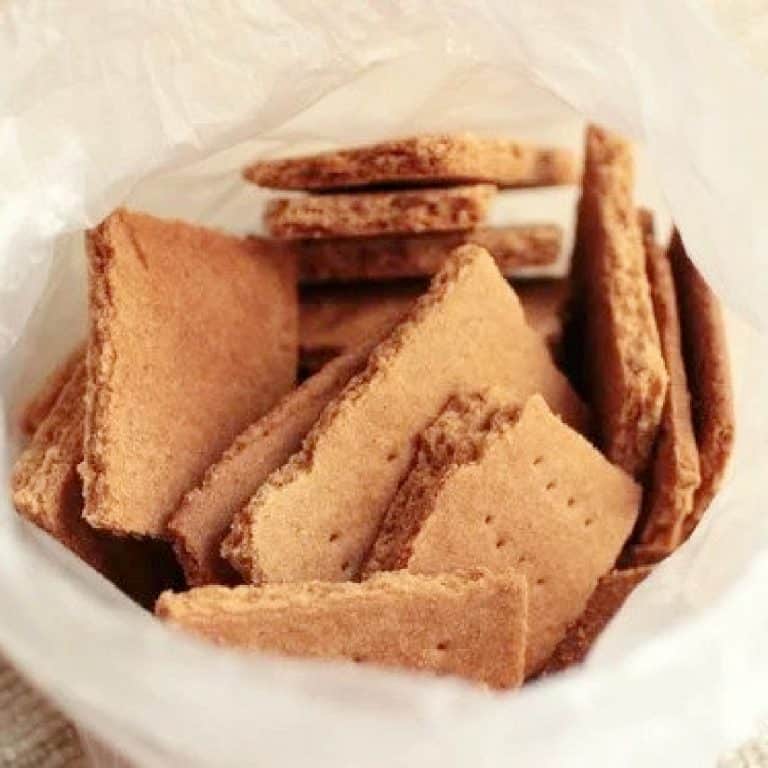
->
[1,2,768,766]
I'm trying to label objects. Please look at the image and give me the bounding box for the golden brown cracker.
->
[81,209,297,538]
[543,566,652,673]
[669,231,735,536]
[222,245,588,585]
[156,569,528,689]
[264,185,496,239]
[244,134,575,191]
[168,341,376,586]
[295,226,561,282]
[364,393,640,675]
[629,213,700,564]
[19,342,86,437]
[574,125,668,477]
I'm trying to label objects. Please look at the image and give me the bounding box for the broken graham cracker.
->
[244,133,576,191]
[542,566,652,674]
[629,212,700,565]
[19,342,86,437]
[295,225,561,283]
[573,125,668,478]
[168,340,378,586]
[12,360,181,608]
[156,569,528,690]
[222,246,588,585]
[81,209,298,539]
[299,278,571,375]
[264,185,496,240]
[362,392,640,676]
[669,231,735,537]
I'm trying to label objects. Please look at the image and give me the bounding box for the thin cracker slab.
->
[264,185,496,239]
[168,341,377,586]
[81,209,297,538]
[19,342,86,437]
[294,225,561,282]
[244,133,576,191]
[669,231,735,536]
[12,361,181,607]
[363,392,640,675]
[156,569,528,689]
[630,212,700,564]
[222,245,588,585]
[542,566,652,673]
[574,126,668,477]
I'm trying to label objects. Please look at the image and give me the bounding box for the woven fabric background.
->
[1,1,767,766]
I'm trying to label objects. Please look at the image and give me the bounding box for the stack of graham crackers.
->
[11,126,734,690]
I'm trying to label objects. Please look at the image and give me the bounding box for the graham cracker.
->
[630,212,700,564]
[12,361,181,608]
[574,125,668,477]
[168,340,377,586]
[299,278,570,375]
[19,342,86,437]
[363,392,640,675]
[222,245,588,585]
[669,231,735,537]
[81,209,298,538]
[295,226,561,282]
[156,568,528,689]
[542,566,652,673]
[264,185,496,240]
[244,134,576,191]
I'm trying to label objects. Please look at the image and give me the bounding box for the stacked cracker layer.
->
[12,128,734,690]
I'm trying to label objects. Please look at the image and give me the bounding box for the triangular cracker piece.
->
[363,392,640,675]
[156,569,528,689]
[169,340,377,586]
[543,566,652,674]
[222,245,588,584]
[574,126,668,477]
[81,210,297,537]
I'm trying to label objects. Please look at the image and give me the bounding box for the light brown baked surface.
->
[669,231,735,536]
[19,342,86,437]
[81,209,298,538]
[299,279,570,375]
[222,245,588,585]
[364,393,640,675]
[168,341,376,586]
[574,125,668,477]
[630,212,700,564]
[156,569,528,689]
[542,566,652,674]
[244,134,576,191]
[294,226,561,282]
[264,185,496,240]
[12,362,181,607]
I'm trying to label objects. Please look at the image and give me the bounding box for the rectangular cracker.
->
[542,566,652,674]
[630,212,700,564]
[11,361,181,608]
[81,209,298,538]
[264,185,496,240]
[294,226,561,282]
[299,278,571,375]
[363,392,640,675]
[168,340,377,586]
[244,133,576,191]
[222,245,589,585]
[669,231,735,536]
[156,569,528,689]
[574,125,668,477]
[19,342,86,437]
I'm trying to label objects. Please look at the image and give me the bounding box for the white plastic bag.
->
[2,2,768,766]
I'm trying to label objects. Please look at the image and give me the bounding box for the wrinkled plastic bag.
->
[1,2,768,766]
